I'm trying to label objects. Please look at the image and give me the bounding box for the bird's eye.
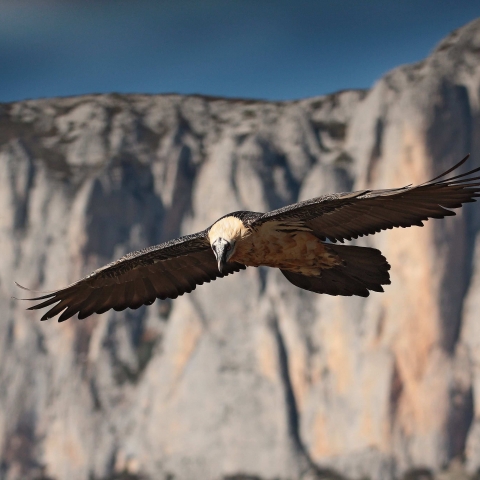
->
[226,244,231,251]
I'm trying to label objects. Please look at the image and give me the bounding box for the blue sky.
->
[0,0,479,102]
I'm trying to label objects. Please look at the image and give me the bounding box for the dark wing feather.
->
[253,155,480,242]
[20,230,246,322]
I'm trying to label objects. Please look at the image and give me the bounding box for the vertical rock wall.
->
[0,17,480,480]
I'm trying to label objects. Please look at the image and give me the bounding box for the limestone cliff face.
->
[1,18,480,480]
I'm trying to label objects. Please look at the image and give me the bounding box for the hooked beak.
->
[212,238,231,274]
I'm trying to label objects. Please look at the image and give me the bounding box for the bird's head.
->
[208,215,249,273]
[211,237,236,273]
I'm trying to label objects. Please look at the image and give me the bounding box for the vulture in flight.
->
[18,155,480,322]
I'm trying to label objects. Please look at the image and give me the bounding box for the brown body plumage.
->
[18,155,480,322]
[210,218,341,275]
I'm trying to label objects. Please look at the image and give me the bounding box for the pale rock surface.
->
[1,18,480,480]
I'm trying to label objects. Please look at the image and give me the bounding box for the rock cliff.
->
[1,17,480,480]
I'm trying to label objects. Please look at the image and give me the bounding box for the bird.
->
[17,154,480,322]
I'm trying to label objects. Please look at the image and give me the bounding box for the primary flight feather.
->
[19,155,480,322]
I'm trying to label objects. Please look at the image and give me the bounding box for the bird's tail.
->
[281,244,391,297]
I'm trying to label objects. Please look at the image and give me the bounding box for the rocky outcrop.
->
[1,17,480,480]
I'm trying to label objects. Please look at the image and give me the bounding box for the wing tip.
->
[424,153,476,185]
[14,281,29,291]
[13,282,57,301]
[14,281,55,295]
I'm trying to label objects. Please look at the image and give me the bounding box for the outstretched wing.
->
[253,155,480,242]
[20,231,246,322]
